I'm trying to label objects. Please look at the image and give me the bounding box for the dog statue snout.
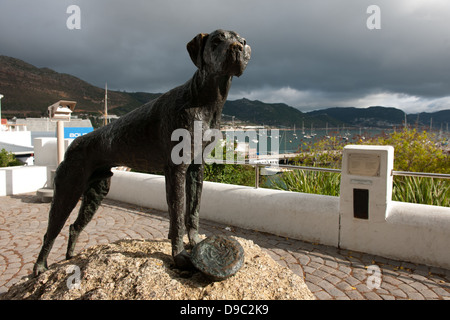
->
[231,41,244,51]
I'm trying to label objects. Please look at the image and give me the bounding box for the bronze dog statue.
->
[33,29,251,276]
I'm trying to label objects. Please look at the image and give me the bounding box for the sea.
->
[273,127,389,154]
[224,126,450,156]
[224,127,394,156]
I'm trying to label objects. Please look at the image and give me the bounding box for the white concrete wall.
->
[0,170,5,196]
[0,137,71,196]
[33,138,72,166]
[0,131,32,147]
[0,165,48,196]
[386,202,450,268]
[107,170,341,246]
[33,138,73,186]
[338,201,450,269]
[200,181,339,246]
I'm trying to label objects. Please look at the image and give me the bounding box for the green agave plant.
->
[269,169,341,197]
[393,176,450,207]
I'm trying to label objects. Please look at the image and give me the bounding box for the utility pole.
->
[404,112,407,129]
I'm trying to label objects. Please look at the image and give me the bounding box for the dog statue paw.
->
[173,250,195,270]
[33,262,48,277]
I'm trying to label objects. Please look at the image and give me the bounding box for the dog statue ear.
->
[187,33,209,69]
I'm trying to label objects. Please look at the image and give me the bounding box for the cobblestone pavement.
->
[1,194,449,300]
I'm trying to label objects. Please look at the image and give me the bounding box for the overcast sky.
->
[1,0,450,114]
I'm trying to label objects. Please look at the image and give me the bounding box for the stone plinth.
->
[1,236,315,300]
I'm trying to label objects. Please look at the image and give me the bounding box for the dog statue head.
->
[187,29,251,77]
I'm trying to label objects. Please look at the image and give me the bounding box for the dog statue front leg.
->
[185,163,204,247]
[165,165,193,269]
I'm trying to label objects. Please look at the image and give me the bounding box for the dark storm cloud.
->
[1,0,450,113]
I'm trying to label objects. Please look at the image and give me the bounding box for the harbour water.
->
[275,127,391,154]
[224,127,393,155]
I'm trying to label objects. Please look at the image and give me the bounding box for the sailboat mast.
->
[104,83,108,126]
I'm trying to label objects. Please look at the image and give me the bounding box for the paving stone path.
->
[1,194,449,300]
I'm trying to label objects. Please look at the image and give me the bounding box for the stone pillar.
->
[339,145,394,249]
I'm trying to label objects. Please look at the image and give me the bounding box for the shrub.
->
[204,162,256,187]
[0,148,22,167]
[203,141,257,187]
[362,128,449,174]
[292,135,343,169]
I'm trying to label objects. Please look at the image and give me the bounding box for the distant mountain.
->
[111,92,162,115]
[307,106,406,127]
[309,106,450,129]
[407,110,450,129]
[223,98,343,128]
[0,55,148,117]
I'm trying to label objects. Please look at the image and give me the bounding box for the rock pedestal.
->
[1,236,315,300]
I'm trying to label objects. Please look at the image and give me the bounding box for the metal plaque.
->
[348,153,380,177]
